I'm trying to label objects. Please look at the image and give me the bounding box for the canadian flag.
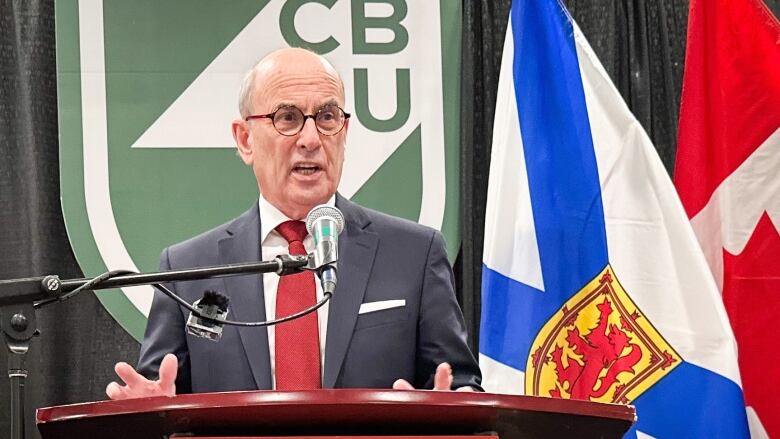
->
[675,0,780,437]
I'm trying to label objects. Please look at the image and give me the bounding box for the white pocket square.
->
[358,299,406,315]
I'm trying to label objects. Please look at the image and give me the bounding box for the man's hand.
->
[392,362,475,392]
[105,353,178,400]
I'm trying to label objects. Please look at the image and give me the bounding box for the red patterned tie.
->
[274,220,321,390]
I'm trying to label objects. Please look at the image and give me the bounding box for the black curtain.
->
[0,1,138,437]
[1,0,778,437]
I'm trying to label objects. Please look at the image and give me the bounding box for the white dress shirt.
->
[259,195,333,389]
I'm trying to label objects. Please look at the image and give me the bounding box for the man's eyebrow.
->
[314,100,341,112]
[273,102,297,111]
[272,99,341,112]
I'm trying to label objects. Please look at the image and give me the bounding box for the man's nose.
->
[296,118,321,150]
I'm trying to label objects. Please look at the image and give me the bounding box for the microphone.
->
[186,290,229,341]
[305,205,345,295]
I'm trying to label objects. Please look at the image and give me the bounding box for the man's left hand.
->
[392,362,475,392]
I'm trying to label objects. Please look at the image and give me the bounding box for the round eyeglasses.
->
[245,104,351,136]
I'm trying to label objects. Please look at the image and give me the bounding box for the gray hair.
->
[238,66,258,119]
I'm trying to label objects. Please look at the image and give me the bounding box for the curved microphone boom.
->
[305,205,345,295]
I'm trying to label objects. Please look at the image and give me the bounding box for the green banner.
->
[57,0,461,341]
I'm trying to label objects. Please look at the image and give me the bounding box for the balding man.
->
[106,48,481,399]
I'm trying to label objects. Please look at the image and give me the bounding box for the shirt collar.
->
[258,194,336,244]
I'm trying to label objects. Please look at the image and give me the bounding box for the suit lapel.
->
[323,195,379,388]
[217,204,272,390]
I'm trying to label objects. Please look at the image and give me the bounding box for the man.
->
[106,48,481,399]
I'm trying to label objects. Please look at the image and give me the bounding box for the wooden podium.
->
[36,390,635,439]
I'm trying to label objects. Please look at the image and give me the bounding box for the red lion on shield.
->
[549,298,642,401]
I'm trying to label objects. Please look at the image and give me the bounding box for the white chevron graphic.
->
[128,0,445,208]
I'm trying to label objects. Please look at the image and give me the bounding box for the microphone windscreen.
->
[200,290,229,312]
[305,205,345,235]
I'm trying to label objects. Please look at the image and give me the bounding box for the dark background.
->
[1,0,779,437]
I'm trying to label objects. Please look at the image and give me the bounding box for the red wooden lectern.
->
[36,390,635,439]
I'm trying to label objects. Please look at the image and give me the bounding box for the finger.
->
[392,379,415,390]
[105,381,127,400]
[158,354,178,385]
[114,362,147,387]
[157,354,178,396]
[433,362,453,390]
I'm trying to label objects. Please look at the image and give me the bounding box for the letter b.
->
[351,0,409,55]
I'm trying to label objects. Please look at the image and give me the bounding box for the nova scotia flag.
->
[479,0,751,437]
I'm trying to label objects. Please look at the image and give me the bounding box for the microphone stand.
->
[0,254,309,439]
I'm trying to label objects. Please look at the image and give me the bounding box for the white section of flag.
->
[478,354,525,395]
[746,406,770,439]
[482,23,544,291]
[571,23,742,387]
[689,128,780,290]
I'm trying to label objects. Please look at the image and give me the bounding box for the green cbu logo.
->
[56,0,461,340]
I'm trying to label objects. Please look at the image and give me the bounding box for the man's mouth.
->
[292,164,322,176]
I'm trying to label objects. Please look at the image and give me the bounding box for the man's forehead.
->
[254,49,342,89]
[258,73,343,106]
[255,72,344,110]
[255,50,339,79]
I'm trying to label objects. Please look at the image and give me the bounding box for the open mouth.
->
[292,164,322,176]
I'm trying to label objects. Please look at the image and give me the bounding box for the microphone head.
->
[305,205,345,236]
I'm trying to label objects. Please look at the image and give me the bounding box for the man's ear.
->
[232,119,253,165]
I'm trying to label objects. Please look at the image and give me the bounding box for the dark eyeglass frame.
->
[244,104,351,136]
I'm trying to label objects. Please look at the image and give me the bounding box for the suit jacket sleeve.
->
[136,247,193,394]
[416,230,482,390]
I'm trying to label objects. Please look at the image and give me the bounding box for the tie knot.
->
[276,220,308,244]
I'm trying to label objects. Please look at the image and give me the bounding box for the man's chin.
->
[277,191,334,218]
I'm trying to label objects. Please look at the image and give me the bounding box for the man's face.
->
[233,53,347,219]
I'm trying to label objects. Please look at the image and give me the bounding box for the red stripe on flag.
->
[723,213,780,437]
[676,0,780,436]
[675,0,780,218]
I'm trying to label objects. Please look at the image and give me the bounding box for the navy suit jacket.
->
[137,195,481,392]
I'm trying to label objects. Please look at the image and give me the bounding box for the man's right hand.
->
[106,353,178,400]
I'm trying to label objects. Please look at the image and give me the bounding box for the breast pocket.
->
[354,305,409,331]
